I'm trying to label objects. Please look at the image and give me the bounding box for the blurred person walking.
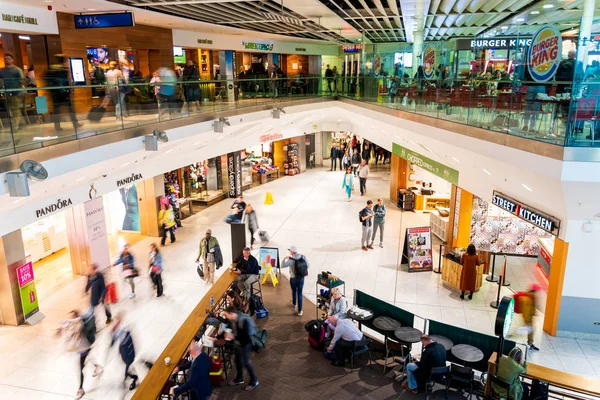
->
[197,229,220,284]
[0,53,25,135]
[105,61,127,120]
[282,245,309,316]
[149,243,164,297]
[85,263,112,324]
[330,143,339,171]
[224,306,259,391]
[181,59,201,112]
[519,284,540,351]
[158,203,176,246]
[157,67,177,116]
[110,313,139,390]
[243,204,259,250]
[44,54,83,131]
[113,244,137,299]
[56,309,103,399]
[341,167,354,201]
[351,148,362,176]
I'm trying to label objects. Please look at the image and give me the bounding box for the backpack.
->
[82,313,96,345]
[305,320,325,350]
[529,379,549,400]
[294,256,309,277]
[358,209,364,223]
[251,329,268,352]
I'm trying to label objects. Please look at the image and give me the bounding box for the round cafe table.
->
[373,316,401,344]
[429,335,454,352]
[451,344,484,365]
[346,308,373,331]
[394,327,423,344]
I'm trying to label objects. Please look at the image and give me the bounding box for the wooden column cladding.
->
[54,12,174,113]
[389,154,409,204]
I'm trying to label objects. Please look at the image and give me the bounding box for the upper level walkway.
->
[1,76,598,174]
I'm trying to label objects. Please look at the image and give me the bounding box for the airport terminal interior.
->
[0,0,600,399]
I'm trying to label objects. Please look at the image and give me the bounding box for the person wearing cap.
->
[197,229,220,284]
[282,246,310,316]
[233,247,260,300]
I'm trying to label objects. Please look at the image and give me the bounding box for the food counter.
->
[441,250,485,293]
[537,237,554,277]
[410,190,451,212]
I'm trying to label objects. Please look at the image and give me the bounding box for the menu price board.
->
[402,227,433,273]
[17,262,40,320]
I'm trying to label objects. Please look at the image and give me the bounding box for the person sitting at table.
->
[402,335,446,394]
[493,347,529,400]
[460,244,481,300]
[326,315,364,367]
[170,342,212,400]
[324,288,348,337]
[233,247,260,301]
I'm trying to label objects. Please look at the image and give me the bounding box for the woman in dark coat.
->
[460,244,480,300]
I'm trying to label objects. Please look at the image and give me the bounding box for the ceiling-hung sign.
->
[491,191,561,235]
[74,12,135,29]
[527,25,562,83]
[342,44,362,53]
[423,45,435,79]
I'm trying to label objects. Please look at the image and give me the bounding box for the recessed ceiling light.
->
[44,0,53,2]
[420,144,432,152]
[522,184,533,192]
[501,26,508,29]
[531,10,540,14]
[482,168,491,175]
[88,8,96,11]
[121,162,130,167]
[76,176,87,182]
[409,140,417,145]
[516,18,525,22]
[543,4,554,8]
[166,149,173,154]
[452,157,460,163]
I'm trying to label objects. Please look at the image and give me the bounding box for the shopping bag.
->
[105,282,118,304]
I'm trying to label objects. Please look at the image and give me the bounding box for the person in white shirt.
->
[326,316,364,367]
[357,159,369,195]
[105,61,127,119]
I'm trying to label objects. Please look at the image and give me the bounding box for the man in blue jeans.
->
[283,245,310,316]
[402,335,446,393]
[224,306,259,392]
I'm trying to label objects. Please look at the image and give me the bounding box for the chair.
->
[426,365,450,400]
[449,363,474,399]
[382,337,411,375]
[488,374,513,400]
[350,336,373,372]
[249,279,263,316]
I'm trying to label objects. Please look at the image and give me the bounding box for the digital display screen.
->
[87,47,109,65]
[69,58,86,85]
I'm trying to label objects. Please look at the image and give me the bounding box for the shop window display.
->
[163,172,183,227]
[22,212,68,263]
[284,143,300,175]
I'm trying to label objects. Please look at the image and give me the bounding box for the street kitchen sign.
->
[492,191,561,235]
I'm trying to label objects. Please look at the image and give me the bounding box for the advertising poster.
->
[258,247,279,274]
[527,25,562,83]
[17,262,39,320]
[403,227,433,272]
[423,45,436,79]
[84,198,110,270]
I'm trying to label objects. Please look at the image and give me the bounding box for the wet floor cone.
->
[264,192,274,205]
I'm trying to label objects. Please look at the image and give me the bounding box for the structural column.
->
[0,230,28,326]
[137,175,164,238]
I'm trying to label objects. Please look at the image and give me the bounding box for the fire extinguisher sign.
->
[16,262,40,320]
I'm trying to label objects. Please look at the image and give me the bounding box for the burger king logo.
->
[423,45,435,79]
[527,25,562,83]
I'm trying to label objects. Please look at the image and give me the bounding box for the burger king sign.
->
[527,25,562,83]
[423,45,435,79]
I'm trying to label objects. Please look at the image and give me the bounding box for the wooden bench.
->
[131,271,236,400]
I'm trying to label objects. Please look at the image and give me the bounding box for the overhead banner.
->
[423,45,436,79]
[17,262,41,321]
[392,143,459,185]
[83,198,110,270]
[527,25,562,83]
[402,227,433,272]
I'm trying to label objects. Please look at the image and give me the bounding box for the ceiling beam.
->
[129,0,261,5]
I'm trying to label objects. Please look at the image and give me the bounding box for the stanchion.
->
[486,253,499,283]
[501,259,511,287]
[434,244,443,274]
[490,272,504,309]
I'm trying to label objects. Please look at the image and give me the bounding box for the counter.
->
[410,190,451,212]
[441,253,485,292]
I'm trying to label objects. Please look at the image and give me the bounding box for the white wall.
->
[562,219,600,299]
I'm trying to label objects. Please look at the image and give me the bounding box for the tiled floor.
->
[0,163,597,399]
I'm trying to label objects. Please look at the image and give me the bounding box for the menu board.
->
[258,247,279,274]
[403,227,433,273]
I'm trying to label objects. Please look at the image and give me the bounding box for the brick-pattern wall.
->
[285,54,309,78]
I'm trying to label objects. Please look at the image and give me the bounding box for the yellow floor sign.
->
[264,192,274,205]
[261,265,279,287]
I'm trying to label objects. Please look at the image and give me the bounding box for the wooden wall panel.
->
[389,154,408,204]
[286,54,309,78]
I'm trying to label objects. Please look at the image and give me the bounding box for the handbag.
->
[151,265,161,274]
[197,262,205,278]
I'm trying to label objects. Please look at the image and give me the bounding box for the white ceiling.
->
[2,100,599,239]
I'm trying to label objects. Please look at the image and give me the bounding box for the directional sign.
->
[74,12,135,29]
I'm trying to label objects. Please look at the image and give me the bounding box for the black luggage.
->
[259,230,270,243]
[88,106,105,122]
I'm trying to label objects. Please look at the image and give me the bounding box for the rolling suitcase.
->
[88,105,105,123]
[105,282,118,304]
